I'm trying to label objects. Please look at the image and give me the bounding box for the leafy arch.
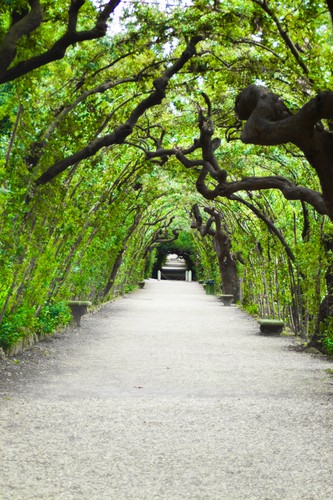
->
[152,232,198,280]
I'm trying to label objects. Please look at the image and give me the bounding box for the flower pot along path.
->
[0,280,332,499]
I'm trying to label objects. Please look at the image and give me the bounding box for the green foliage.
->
[323,337,333,355]
[320,317,333,355]
[36,301,72,335]
[242,303,260,317]
[0,306,36,350]
[0,0,332,353]
[0,301,72,350]
[144,248,157,279]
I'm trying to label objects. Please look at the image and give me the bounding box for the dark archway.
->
[152,244,197,281]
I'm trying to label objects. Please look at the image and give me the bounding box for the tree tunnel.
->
[152,240,197,281]
[1,0,333,356]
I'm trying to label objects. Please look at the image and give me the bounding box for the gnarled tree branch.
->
[215,176,327,215]
[146,91,328,216]
[0,0,43,78]
[0,0,122,84]
[34,36,202,186]
[191,204,239,298]
[235,84,333,219]
[235,84,333,145]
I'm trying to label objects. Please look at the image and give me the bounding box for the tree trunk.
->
[218,254,240,300]
[308,236,333,350]
[101,249,125,299]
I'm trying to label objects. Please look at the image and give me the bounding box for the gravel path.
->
[0,280,332,499]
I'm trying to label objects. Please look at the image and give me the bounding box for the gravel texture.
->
[0,280,332,500]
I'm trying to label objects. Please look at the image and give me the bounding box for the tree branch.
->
[0,0,43,78]
[215,176,328,215]
[326,0,333,27]
[229,194,297,263]
[34,36,203,186]
[192,204,234,284]
[235,84,333,219]
[231,37,283,60]
[236,85,333,146]
[0,0,122,84]
[252,0,309,76]
[27,58,169,170]
[191,204,216,237]
[146,90,328,216]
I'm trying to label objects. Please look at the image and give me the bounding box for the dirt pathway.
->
[0,280,332,499]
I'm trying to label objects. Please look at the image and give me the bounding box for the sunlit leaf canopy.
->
[0,0,333,352]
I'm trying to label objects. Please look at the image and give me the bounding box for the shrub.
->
[320,317,333,355]
[37,301,72,334]
[242,303,260,316]
[0,306,37,350]
[0,301,72,350]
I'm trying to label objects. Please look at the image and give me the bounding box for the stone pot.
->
[67,300,92,327]
[259,319,284,335]
[219,294,234,306]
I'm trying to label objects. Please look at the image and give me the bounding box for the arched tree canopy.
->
[151,231,198,279]
[0,0,333,354]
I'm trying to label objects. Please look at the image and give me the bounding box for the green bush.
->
[0,306,37,350]
[37,301,72,334]
[319,317,333,354]
[242,303,260,316]
[0,301,72,350]
[323,336,333,354]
